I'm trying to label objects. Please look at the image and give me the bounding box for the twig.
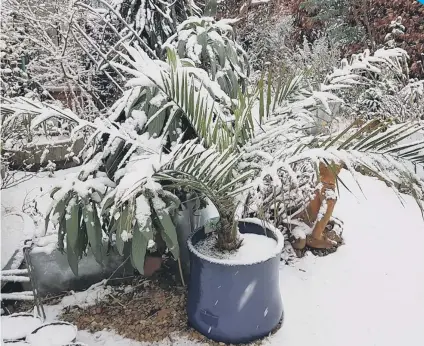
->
[177,258,186,287]
[105,255,130,284]
[107,293,125,307]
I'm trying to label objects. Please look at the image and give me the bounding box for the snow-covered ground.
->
[271,171,424,346]
[2,170,424,345]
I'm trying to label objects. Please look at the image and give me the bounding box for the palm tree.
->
[4,42,423,273]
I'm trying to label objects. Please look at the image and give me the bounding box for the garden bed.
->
[59,259,279,345]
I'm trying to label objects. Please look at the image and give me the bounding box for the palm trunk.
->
[216,206,241,251]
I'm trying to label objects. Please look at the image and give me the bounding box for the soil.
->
[59,258,281,345]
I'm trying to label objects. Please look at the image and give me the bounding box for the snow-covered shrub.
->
[240,14,295,71]
[298,0,366,46]
[333,47,424,121]
[1,97,86,176]
[1,0,108,117]
[4,0,424,272]
[163,16,250,98]
[238,12,342,88]
[0,16,32,98]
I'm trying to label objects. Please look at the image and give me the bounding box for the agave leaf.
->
[66,199,80,252]
[58,219,66,253]
[208,48,218,80]
[177,39,187,58]
[214,41,226,67]
[116,206,130,256]
[66,237,79,277]
[197,30,208,57]
[101,192,115,216]
[84,203,103,264]
[49,194,69,230]
[153,207,179,259]
[78,217,88,258]
[131,221,153,274]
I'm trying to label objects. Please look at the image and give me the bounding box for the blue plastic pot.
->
[187,219,284,344]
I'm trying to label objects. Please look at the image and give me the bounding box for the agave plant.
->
[36,113,184,275]
[162,15,250,98]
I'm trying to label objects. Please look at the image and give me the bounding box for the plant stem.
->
[216,205,241,251]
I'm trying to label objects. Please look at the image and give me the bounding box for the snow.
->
[0,275,30,282]
[192,232,278,265]
[81,172,424,344]
[1,314,42,341]
[267,171,424,346]
[26,322,77,346]
[2,170,424,346]
[1,292,34,301]
[40,280,113,321]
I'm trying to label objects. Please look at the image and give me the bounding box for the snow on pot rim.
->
[187,218,285,266]
[1,313,43,341]
[26,321,77,346]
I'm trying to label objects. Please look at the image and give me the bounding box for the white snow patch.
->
[26,322,77,346]
[60,280,112,310]
[266,171,424,346]
[193,233,277,265]
[189,218,284,265]
[1,314,42,341]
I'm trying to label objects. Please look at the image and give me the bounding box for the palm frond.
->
[155,140,255,211]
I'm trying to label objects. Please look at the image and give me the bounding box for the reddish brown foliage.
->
[217,0,423,76]
[290,0,424,76]
[369,0,424,76]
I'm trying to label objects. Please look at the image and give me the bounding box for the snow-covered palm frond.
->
[154,139,256,249]
[156,140,255,205]
[1,97,83,130]
[109,44,254,151]
[163,16,250,98]
[243,117,424,226]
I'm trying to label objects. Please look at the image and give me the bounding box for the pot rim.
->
[187,217,284,266]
